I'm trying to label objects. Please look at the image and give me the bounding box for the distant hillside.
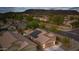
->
[69,7,79,11]
[24,9,79,15]
[0,9,79,20]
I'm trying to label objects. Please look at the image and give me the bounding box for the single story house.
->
[27,28,57,50]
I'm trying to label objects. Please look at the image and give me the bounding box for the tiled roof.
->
[0,31,17,49]
[30,28,56,44]
[0,31,37,50]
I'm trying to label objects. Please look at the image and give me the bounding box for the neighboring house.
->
[17,21,26,30]
[0,31,37,51]
[13,20,26,30]
[0,31,17,50]
[63,17,78,26]
[27,28,59,50]
[33,16,48,22]
[58,17,78,31]
[8,26,16,31]
[0,21,4,27]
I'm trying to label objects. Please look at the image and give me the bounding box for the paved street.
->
[69,28,79,34]
[55,30,79,42]
[45,28,79,42]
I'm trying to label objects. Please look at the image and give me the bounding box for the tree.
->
[39,22,45,29]
[49,15,64,25]
[71,21,79,28]
[27,20,39,29]
[14,14,23,20]
[69,16,75,20]
[26,16,34,21]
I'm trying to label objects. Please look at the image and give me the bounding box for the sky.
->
[0,7,78,13]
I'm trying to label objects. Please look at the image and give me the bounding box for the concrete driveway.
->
[44,46,64,51]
